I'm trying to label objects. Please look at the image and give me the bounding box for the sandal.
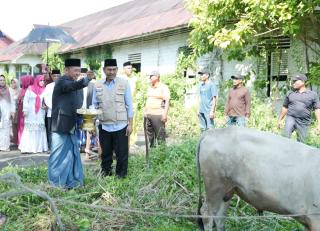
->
[85,149,99,160]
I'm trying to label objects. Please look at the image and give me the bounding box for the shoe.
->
[100,170,112,177]
[116,175,126,179]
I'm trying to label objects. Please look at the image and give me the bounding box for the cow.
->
[197,126,320,231]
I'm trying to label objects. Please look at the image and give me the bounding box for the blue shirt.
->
[199,80,217,114]
[92,78,134,132]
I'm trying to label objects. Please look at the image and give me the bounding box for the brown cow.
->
[197,127,320,231]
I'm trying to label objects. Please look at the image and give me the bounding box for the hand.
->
[209,111,215,119]
[277,121,281,130]
[126,124,133,136]
[23,111,28,117]
[224,116,229,123]
[161,114,167,123]
[87,70,95,80]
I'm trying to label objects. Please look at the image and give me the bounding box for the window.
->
[271,49,289,81]
[128,53,141,73]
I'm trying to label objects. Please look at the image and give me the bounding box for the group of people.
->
[198,70,320,143]
[0,74,48,152]
[198,69,251,130]
[1,57,319,191]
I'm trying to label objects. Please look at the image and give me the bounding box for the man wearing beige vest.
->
[144,71,170,147]
[92,59,133,178]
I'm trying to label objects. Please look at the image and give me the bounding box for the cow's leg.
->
[200,200,213,231]
[201,190,230,231]
[213,200,230,231]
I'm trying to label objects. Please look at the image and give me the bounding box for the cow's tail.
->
[196,137,204,230]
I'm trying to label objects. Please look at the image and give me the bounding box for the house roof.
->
[0,41,46,62]
[0,30,14,50]
[0,0,192,61]
[59,0,192,53]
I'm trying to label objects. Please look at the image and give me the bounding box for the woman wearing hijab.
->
[18,75,48,153]
[17,75,34,145]
[10,78,20,145]
[0,75,15,151]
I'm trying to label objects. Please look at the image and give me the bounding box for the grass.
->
[0,138,305,231]
[0,97,318,230]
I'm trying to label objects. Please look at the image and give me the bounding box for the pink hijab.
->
[30,75,45,113]
[18,75,34,103]
[17,75,34,145]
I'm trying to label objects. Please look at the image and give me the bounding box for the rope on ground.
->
[54,198,320,220]
[0,173,64,231]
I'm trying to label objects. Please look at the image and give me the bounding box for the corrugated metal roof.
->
[60,0,192,53]
[0,0,192,60]
[0,41,46,62]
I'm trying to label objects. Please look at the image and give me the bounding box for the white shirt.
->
[43,82,55,117]
[81,86,88,109]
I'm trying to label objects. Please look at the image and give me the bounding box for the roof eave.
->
[58,24,190,54]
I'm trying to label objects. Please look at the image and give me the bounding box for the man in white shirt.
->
[43,69,60,150]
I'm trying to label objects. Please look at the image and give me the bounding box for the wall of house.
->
[0,55,43,78]
[288,39,320,75]
[112,32,189,75]
[198,51,257,82]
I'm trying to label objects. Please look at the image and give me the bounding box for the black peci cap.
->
[65,58,81,67]
[123,61,131,67]
[81,68,88,73]
[104,59,117,67]
[51,69,61,75]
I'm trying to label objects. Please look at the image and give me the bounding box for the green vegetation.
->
[1,82,319,230]
[42,44,65,72]
[187,0,320,59]
[0,138,307,231]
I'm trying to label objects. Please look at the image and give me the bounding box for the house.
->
[0,0,192,78]
[0,28,47,77]
[0,0,314,87]
[0,41,46,77]
[59,0,192,75]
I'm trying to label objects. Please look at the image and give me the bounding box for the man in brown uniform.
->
[224,74,251,127]
[144,71,170,147]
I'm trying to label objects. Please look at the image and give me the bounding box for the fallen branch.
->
[0,173,64,231]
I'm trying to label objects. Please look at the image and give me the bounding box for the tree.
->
[42,43,65,72]
[84,45,112,79]
[187,0,320,60]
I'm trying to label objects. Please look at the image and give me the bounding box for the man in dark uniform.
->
[277,73,320,142]
[48,59,94,189]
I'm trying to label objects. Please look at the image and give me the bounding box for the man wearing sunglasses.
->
[277,73,320,142]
